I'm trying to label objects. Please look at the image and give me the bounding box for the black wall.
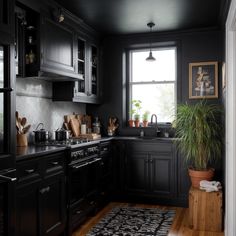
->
[87,28,225,133]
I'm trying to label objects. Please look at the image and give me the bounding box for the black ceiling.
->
[54,0,229,35]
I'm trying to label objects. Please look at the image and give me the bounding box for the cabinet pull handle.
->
[90,201,95,205]
[25,169,35,174]
[0,174,17,182]
[45,186,50,192]
[40,188,46,194]
[40,186,50,194]
[76,210,81,214]
[51,161,59,165]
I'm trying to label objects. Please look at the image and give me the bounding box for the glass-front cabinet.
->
[73,38,100,104]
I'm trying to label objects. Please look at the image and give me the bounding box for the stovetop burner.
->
[35,138,91,147]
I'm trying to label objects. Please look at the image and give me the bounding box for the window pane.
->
[132,49,176,82]
[0,47,3,88]
[132,83,175,122]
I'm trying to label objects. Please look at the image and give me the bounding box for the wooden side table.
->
[189,187,223,232]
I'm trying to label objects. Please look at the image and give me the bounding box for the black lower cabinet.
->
[40,173,66,236]
[124,141,176,204]
[15,151,66,236]
[16,179,40,236]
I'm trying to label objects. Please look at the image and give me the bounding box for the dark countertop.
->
[16,136,175,161]
[16,145,68,161]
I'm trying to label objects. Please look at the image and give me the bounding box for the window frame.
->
[126,45,178,126]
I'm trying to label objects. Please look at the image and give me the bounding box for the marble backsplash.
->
[16,77,86,143]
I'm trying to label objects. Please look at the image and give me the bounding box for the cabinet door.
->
[40,173,66,236]
[16,179,41,236]
[150,152,176,197]
[125,151,149,194]
[40,15,77,79]
[0,0,14,39]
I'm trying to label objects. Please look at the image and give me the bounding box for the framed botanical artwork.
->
[189,61,218,99]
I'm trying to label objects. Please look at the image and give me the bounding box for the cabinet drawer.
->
[44,153,65,175]
[17,160,41,182]
[100,142,111,155]
[128,141,173,153]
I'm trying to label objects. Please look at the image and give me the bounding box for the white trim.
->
[226,0,236,235]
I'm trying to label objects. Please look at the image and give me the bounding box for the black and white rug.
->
[86,206,175,236]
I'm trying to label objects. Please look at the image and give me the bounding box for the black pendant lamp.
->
[146,22,156,62]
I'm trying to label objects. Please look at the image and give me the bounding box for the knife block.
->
[17,134,28,147]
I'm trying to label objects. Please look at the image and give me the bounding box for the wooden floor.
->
[72,202,224,236]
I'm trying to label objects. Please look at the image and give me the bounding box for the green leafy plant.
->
[174,100,223,170]
[132,100,142,121]
[142,110,150,121]
[129,108,136,120]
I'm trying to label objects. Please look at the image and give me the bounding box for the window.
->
[128,47,177,123]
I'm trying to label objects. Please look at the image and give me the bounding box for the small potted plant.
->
[128,108,135,127]
[132,100,142,128]
[142,110,150,127]
[134,114,140,127]
[174,100,223,188]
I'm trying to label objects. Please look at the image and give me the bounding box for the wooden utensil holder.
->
[17,134,28,147]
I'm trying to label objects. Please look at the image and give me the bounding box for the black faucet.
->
[150,114,157,125]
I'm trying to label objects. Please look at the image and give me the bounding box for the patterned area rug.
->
[86,207,175,236]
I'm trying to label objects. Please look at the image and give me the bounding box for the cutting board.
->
[70,118,81,137]
[79,133,101,140]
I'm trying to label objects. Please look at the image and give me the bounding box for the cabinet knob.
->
[51,161,59,165]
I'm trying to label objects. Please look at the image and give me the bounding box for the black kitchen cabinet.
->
[40,14,78,79]
[53,39,101,104]
[98,141,113,205]
[15,151,66,236]
[0,0,15,39]
[125,141,176,203]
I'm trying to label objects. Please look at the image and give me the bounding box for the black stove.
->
[35,138,91,147]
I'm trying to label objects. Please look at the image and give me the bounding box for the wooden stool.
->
[189,187,223,232]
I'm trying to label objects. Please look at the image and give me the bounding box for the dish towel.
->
[199,180,222,192]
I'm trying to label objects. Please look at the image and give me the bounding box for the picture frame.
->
[189,61,218,99]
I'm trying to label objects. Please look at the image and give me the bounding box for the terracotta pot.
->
[128,120,134,127]
[188,168,215,188]
[143,120,148,127]
[134,120,140,128]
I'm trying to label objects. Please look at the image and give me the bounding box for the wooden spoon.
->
[21,117,27,127]
[23,124,31,134]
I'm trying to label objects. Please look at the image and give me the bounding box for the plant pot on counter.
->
[128,120,134,127]
[188,168,215,188]
[134,120,140,128]
[143,120,148,127]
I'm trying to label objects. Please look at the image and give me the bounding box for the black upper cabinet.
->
[53,37,101,104]
[40,14,78,79]
[0,0,15,41]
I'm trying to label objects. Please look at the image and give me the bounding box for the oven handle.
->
[72,162,89,169]
[88,158,102,165]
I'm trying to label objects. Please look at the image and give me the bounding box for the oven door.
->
[68,157,102,205]
[0,169,16,236]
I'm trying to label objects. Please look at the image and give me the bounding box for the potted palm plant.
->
[174,100,223,188]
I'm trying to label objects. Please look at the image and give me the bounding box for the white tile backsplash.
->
[16,78,86,142]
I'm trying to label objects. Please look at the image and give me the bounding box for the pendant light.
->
[146,22,156,62]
